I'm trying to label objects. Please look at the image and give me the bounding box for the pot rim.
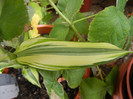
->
[126,58,133,99]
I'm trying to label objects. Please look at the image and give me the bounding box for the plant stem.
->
[73,14,96,24]
[48,0,85,41]
[96,66,104,81]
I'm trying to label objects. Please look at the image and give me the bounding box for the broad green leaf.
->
[72,13,89,35]
[2,37,20,49]
[129,16,133,36]
[0,0,29,40]
[66,12,89,40]
[57,0,70,12]
[88,6,130,48]
[15,37,130,71]
[0,0,5,16]
[0,62,21,70]
[39,0,58,7]
[116,0,127,12]
[22,67,41,87]
[29,2,42,18]
[65,0,83,20]
[27,5,35,21]
[65,28,75,41]
[80,78,106,99]
[49,18,70,40]
[122,16,133,49]
[63,68,85,88]
[105,66,118,95]
[0,45,10,62]
[40,7,52,24]
[39,70,66,99]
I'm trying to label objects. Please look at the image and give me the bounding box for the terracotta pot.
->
[3,68,9,73]
[80,0,92,12]
[113,58,133,99]
[37,24,54,35]
[126,59,133,99]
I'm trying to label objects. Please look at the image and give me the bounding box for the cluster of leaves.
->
[0,0,133,99]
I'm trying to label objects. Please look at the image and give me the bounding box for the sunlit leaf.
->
[39,70,66,99]
[105,66,118,95]
[14,37,130,70]
[22,67,41,87]
[63,69,85,88]
[88,6,130,48]
[116,0,127,12]
[80,78,106,99]
[0,0,29,40]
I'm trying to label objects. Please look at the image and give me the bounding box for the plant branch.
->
[48,0,85,41]
[96,66,104,81]
[73,14,96,24]
[48,0,71,24]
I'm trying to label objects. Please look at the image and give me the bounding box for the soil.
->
[8,68,78,99]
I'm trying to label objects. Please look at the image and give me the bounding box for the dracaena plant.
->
[0,0,133,99]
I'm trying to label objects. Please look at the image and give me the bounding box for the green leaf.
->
[2,37,20,49]
[116,0,127,12]
[66,12,89,41]
[39,70,66,99]
[0,0,29,40]
[0,0,5,16]
[122,16,133,50]
[49,18,70,40]
[39,0,58,7]
[22,67,41,87]
[29,2,42,18]
[105,66,118,95]
[57,0,70,12]
[72,13,89,35]
[63,68,85,88]
[15,37,130,70]
[65,0,84,20]
[88,6,130,48]
[129,16,133,36]
[80,78,106,99]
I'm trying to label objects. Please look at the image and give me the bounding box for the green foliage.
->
[63,68,85,88]
[39,70,67,99]
[0,0,132,98]
[80,78,106,99]
[39,0,58,7]
[0,0,5,16]
[88,6,130,48]
[64,0,83,20]
[22,67,41,87]
[105,66,119,95]
[0,0,29,40]
[15,37,130,70]
[80,67,118,99]
[49,18,70,40]
[116,0,127,12]
[57,0,70,12]
[29,2,42,18]
[129,16,133,36]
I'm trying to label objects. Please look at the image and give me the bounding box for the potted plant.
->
[0,0,133,99]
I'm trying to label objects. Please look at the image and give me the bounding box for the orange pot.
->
[126,59,133,99]
[113,58,133,99]
[80,0,92,12]
[3,68,9,73]
[37,24,54,35]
